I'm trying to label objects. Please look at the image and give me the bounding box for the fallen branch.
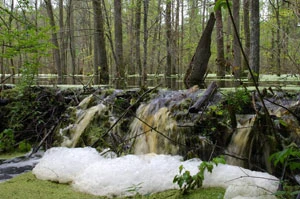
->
[189,81,218,113]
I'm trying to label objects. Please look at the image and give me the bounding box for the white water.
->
[32,147,279,198]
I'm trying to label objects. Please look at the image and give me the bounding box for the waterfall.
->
[225,115,256,167]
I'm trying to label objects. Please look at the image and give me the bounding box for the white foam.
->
[32,147,279,198]
[32,147,102,183]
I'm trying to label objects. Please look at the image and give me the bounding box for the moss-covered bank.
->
[0,172,225,199]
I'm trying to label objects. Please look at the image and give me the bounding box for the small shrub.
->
[0,129,15,152]
[173,156,226,194]
[18,140,32,152]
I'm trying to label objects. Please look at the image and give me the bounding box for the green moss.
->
[0,172,225,199]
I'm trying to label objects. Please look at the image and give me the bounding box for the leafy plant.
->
[270,144,300,198]
[18,140,32,152]
[0,129,15,152]
[214,0,231,11]
[173,156,226,194]
[225,88,252,113]
[270,143,300,172]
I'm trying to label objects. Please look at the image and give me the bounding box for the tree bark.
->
[166,0,172,77]
[189,81,218,113]
[243,0,250,71]
[44,0,62,84]
[184,13,216,88]
[142,0,149,86]
[135,0,142,78]
[215,1,225,82]
[232,0,241,80]
[59,0,67,77]
[92,0,109,84]
[114,0,124,80]
[249,0,260,82]
[66,0,76,84]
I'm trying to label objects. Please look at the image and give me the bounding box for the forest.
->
[0,0,299,88]
[0,0,300,198]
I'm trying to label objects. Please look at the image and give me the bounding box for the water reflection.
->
[1,74,300,90]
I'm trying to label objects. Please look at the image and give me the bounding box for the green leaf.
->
[289,162,300,170]
[214,0,230,11]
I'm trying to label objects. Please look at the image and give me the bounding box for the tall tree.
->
[142,0,149,85]
[243,0,250,71]
[232,0,241,80]
[135,0,142,77]
[92,0,109,84]
[215,0,225,81]
[249,0,260,82]
[269,0,281,76]
[59,0,67,77]
[166,0,172,77]
[66,0,76,83]
[44,0,62,83]
[114,0,124,80]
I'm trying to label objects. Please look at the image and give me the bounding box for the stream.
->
[0,151,43,183]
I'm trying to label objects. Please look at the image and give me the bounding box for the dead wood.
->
[184,12,216,88]
[189,81,218,113]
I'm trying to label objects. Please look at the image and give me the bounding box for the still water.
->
[1,74,300,90]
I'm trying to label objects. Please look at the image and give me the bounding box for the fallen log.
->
[189,81,218,113]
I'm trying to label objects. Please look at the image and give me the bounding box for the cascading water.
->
[54,86,300,171]
[225,114,256,167]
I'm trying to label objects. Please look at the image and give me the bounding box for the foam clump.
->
[32,147,102,183]
[32,147,279,198]
[73,153,184,197]
[203,164,279,199]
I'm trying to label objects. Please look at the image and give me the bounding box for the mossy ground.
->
[0,172,225,199]
[0,152,27,160]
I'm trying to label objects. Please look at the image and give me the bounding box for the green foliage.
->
[173,157,225,194]
[0,3,53,92]
[208,105,224,116]
[270,144,300,171]
[225,88,251,113]
[0,129,15,152]
[214,0,231,11]
[270,144,300,198]
[18,140,31,152]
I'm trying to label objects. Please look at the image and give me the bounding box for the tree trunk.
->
[150,0,162,74]
[184,13,216,88]
[249,0,260,82]
[215,1,225,83]
[135,0,142,78]
[166,0,172,77]
[142,0,149,86]
[66,0,76,84]
[44,0,62,84]
[232,0,241,80]
[243,0,250,71]
[92,0,109,84]
[59,0,67,78]
[269,0,281,76]
[114,0,124,80]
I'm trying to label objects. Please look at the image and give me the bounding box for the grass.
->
[0,172,225,199]
[0,152,27,160]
